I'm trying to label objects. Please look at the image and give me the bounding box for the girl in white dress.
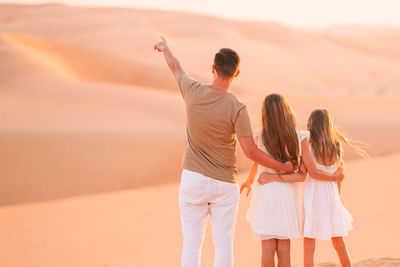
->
[240,95,343,267]
[300,109,367,267]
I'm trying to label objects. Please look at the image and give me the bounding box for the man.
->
[154,37,293,267]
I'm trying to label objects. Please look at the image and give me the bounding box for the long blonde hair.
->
[307,109,367,165]
[262,94,299,167]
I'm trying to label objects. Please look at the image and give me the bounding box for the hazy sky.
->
[2,0,400,27]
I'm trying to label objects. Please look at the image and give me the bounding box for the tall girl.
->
[300,109,367,267]
[240,95,342,267]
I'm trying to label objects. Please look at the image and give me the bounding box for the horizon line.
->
[1,1,400,29]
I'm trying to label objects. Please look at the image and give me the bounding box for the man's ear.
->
[234,69,240,78]
[212,65,216,74]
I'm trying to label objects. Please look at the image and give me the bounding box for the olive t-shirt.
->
[178,74,253,183]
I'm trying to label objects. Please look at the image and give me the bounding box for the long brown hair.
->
[261,94,299,167]
[307,109,367,166]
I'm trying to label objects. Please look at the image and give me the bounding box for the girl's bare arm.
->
[258,160,307,184]
[240,162,258,196]
[302,138,343,182]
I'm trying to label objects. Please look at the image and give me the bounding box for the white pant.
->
[179,169,240,267]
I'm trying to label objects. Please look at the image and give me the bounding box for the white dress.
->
[246,129,305,240]
[301,130,353,240]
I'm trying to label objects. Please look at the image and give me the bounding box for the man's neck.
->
[209,77,231,93]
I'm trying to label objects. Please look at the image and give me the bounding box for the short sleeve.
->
[178,74,201,98]
[233,105,253,138]
[297,130,310,156]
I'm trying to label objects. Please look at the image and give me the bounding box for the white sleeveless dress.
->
[301,130,353,240]
[246,129,305,240]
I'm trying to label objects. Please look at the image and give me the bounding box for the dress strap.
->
[298,130,310,142]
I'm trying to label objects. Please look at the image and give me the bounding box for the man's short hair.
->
[214,48,240,79]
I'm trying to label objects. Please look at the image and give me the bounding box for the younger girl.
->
[240,95,342,267]
[300,109,367,267]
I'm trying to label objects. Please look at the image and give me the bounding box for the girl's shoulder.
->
[253,127,263,138]
[297,130,310,143]
[253,128,263,147]
[296,130,310,157]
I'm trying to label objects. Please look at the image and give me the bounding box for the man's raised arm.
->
[154,36,185,81]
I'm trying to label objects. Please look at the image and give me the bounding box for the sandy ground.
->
[0,3,399,266]
[0,154,399,267]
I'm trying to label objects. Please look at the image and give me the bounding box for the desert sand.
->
[0,3,399,266]
[0,155,399,266]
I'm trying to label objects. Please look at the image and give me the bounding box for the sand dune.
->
[2,4,400,93]
[0,3,399,266]
[1,32,179,90]
[0,3,400,205]
[0,154,398,266]
[0,76,187,205]
[324,25,400,62]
